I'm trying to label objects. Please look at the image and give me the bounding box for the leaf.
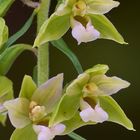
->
[51,38,83,74]
[0,44,35,75]
[99,95,134,130]
[0,0,15,17]
[89,14,127,44]
[4,98,31,128]
[19,75,37,100]
[32,74,63,114]
[34,13,71,47]
[0,17,8,50]
[5,10,37,48]
[68,132,86,140]
[49,73,89,126]
[10,124,37,140]
[63,112,95,135]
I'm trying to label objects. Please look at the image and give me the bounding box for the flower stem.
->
[37,0,50,85]
[68,132,86,140]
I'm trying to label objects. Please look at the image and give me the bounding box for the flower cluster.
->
[0,0,134,140]
[2,65,134,140]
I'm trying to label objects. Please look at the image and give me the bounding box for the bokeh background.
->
[0,0,139,139]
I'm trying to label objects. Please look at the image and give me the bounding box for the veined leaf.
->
[5,10,37,48]
[0,44,35,75]
[51,38,83,74]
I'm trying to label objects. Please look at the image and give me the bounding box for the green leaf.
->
[0,17,8,50]
[99,95,134,130]
[5,10,37,48]
[32,74,63,114]
[89,14,127,44]
[4,98,31,128]
[19,75,37,100]
[10,124,37,140]
[0,0,15,17]
[68,132,86,140]
[63,112,95,135]
[34,13,71,47]
[0,44,35,75]
[49,73,89,126]
[51,38,83,74]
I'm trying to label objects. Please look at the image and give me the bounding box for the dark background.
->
[0,0,139,139]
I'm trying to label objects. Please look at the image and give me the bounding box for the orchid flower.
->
[34,0,126,47]
[49,64,134,134]
[4,74,66,140]
[78,70,130,123]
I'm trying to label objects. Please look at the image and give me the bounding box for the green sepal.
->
[19,75,37,100]
[0,0,15,17]
[0,76,13,101]
[85,64,109,77]
[0,17,8,50]
[4,98,31,128]
[0,76,13,125]
[0,44,35,75]
[89,14,127,44]
[49,73,89,126]
[10,124,37,140]
[99,95,135,130]
[32,74,63,114]
[34,12,71,47]
[0,114,7,126]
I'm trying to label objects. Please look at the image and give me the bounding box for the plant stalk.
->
[37,0,50,85]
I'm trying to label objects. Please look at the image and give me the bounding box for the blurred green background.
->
[0,0,139,139]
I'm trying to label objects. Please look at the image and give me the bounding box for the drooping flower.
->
[34,0,126,47]
[4,74,66,140]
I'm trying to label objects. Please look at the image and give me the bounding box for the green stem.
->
[37,0,50,85]
[68,132,86,140]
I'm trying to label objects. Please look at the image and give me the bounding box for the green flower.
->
[49,65,134,134]
[4,74,66,140]
[34,0,126,47]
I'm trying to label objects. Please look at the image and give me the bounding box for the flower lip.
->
[71,17,100,44]
[33,123,66,140]
[80,99,108,123]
